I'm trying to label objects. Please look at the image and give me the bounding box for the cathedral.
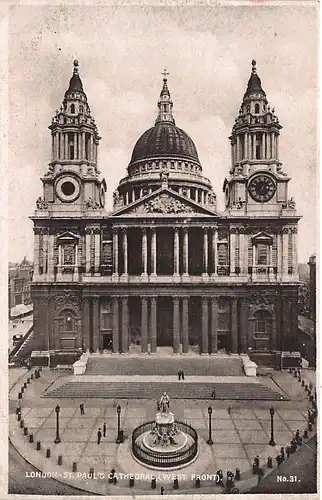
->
[30,59,301,361]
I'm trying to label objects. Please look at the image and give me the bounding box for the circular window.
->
[55,175,81,203]
[61,181,76,196]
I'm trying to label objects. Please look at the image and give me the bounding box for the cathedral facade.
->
[31,60,300,358]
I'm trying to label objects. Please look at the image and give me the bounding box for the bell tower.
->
[38,60,106,215]
[223,60,294,215]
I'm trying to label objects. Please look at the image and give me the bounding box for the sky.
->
[7,2,318,263]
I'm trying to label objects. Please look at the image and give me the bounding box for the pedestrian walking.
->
[80,403,85,415]
[160,486,164,495]
[257,468,264,484]
[103,422,107,438]
[227,404,231,415]
[97,428,102,445]
[178,370,181,380]
[212,387,216,399]
[181,370,185,380]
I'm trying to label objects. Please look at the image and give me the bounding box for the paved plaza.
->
[8,364,317,495]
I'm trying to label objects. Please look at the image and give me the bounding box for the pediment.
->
[252,231,273,243]
[111,188,218,217]
[56,231,80,242]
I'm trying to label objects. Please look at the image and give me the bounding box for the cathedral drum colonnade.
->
[31,60,300,360]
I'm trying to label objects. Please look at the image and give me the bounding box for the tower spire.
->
[155,69,175,124]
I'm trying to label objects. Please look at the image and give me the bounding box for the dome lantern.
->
[155,69,175,125]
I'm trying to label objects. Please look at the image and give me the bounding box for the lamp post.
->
[116,405,121,443]
[269,406,275,446]
[55,405,61,444]
[207,406,213,445]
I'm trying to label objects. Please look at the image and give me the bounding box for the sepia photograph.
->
[4,1,318,498]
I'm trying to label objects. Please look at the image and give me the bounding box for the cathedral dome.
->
[130,122,199,164]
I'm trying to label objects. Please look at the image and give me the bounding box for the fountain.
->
[132,392,198,469]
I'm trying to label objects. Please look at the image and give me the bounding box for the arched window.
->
[79,105,83,113]
[253,309,273,340]
[255,103,260,114]
[70,104,75,114]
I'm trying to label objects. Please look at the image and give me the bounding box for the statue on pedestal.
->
[159,392,170,413]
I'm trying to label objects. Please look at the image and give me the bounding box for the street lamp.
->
[269,406,276,446]
[55,405,61,444]
[116,405,122,443]
[207,406,213,445]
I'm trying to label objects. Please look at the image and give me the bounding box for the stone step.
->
[85,357,243,376]
[44,381,288,401]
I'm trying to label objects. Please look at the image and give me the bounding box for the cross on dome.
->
[162,69,169,80]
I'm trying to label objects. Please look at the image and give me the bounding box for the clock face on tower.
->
[248,175,276,203]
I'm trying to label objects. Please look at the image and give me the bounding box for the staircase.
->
[44,381,288,401]
[9,328,35,365]
[85,356,244,376]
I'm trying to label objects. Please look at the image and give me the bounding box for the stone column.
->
[60,133,64,160]
[239,228,246,275]
[267,133,271,160]
[51,134,55,160]
[243,132,247,160]
[132,189,136,202]
[74,132,77,159]
[47,234,55,279]
[78,133,82,159]
[211,226,218,276]
[173,228,180,276]
[261,133,265,159]
[202,228,208,276]
[248,134,252,159]
[94,229,100,275]
[195,189,199,202]
[150,297,157,353]
[276,134,279,160]
[231,299,238,353]
[183,228,189,276]
[252,133,256,159]
[125,192,129,205]
[90,134,94,161]
[64,133,68,160]
[112,228,119,276]
[292,227,298,276]
[173,297,180,353]
[141,297,148,353]
[121,297,129,353]
[240,299,249,353]
[112,297,119,353]
[201,298,209,354]
[82,131,86,159]
[236,135,240,161]
[85,229,91,274]
[252,243,256,279]
[231,144,234,167]
[83,297,91,352]
[282,228,289,277]
[151,229,157,276]
[182,297,189,354]
[277,230,282,279]
[33,230,40,279]
[92,297,100,352]
[141,228,148,276]
[122,229,128,276]
[210,298,218,354]
[230,230,236,276]
[42,229,49,275]
[272,133,276,159]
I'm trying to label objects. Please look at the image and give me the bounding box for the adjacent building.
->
[30,60,301,359]
[9,257,33,312]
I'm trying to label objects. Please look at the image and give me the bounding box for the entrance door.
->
[157,297,173,346]
[102,333,112,351]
